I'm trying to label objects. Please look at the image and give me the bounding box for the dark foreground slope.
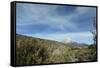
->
[16,34,97,65]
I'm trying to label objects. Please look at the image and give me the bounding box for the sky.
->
[16,3,96,44]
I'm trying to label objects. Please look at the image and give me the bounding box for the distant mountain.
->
[65,42,88,48]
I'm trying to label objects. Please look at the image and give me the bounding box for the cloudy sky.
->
[16,3,96,44]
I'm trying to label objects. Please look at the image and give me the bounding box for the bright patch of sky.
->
[16,3,96,44]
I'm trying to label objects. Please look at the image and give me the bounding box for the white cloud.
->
[17,3,96,33]
[16,3,79,31]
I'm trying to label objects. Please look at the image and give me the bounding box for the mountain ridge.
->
[16,34,88,48]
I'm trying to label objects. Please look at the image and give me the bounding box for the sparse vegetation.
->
[16,34,97,65]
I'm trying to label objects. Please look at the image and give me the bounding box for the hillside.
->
[16,34,97,65]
